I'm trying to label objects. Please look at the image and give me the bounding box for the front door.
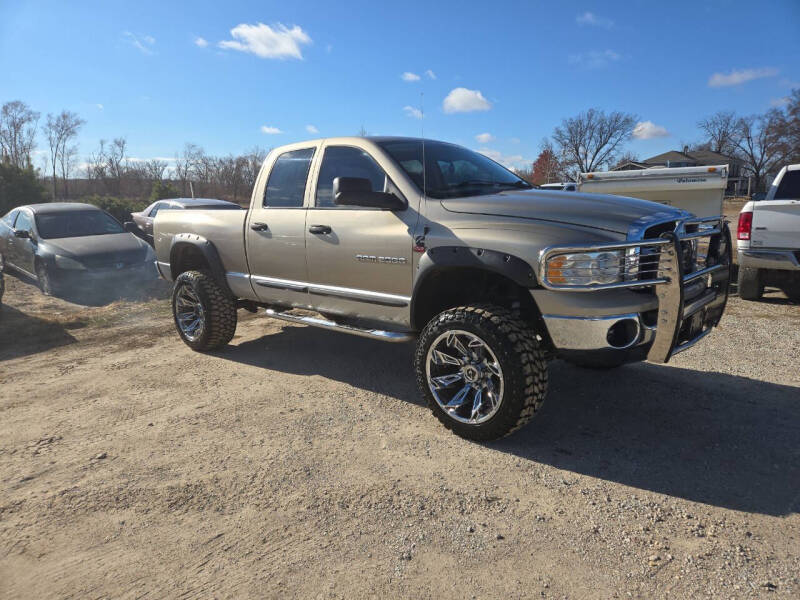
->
[305,144,416,326]
[9,209,37,276]
[245,145,317,307]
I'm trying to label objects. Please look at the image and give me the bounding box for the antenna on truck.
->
[421,92,426,199]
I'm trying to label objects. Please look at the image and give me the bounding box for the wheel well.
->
[170,243,210,278]
[411,267,553,350]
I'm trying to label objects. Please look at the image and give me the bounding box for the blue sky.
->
[2,0,798,171]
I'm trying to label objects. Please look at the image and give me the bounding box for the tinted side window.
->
[264,148,315,208]
[774,171,800,199]
[2,209,19,227]
[15,211,34,232]
[315,146,387,208]
[148,202,165,217]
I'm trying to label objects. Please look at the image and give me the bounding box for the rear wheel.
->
[171,270,237,351]
[414,304,548,441]
[737,267,763,301]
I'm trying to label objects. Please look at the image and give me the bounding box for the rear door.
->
[245,143,318,307]
[752,168,800,249]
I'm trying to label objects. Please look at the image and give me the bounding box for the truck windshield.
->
[378,140,531,198]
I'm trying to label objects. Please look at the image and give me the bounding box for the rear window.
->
[774,171,800,199]
[264,148,315,208]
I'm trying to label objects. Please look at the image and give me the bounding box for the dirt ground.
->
[1,271,798,599]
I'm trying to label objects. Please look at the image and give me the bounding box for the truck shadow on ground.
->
[0,305,78,361]
[220,324,800,517]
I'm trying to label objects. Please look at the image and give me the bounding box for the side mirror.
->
[13,229,30,239]
[123,221,139,233]
[333,177,406,210]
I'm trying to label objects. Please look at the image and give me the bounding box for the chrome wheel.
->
[174,283,206,341]
[425,330,504,425]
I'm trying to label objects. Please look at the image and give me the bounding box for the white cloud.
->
[510,137,520,144]
[568,49,620,69]
[260,125,282,134]
[475,132,494,143]
[477,148,529,170]
[576,12,614,28]
[96,103,104,110]
[219,23,312,60]
[770,96,790,107]
[708,67,778,87]
[443,88,492,113]
[425,69,436,80]
[194,37,208,48]
[124,31,155,55]
[401,72,420,82]
[305,124,319,134]
[632,121,670,140]
[403,106,423,119]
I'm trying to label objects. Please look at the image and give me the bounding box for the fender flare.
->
[169,233,233,295]
[410,245,538,327]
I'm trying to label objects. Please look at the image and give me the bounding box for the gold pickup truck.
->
[154,137,731,441]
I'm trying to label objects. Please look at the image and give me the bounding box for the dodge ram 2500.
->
[154,137,731,441]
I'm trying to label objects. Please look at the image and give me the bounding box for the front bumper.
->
[538,217,732,363]
[49,261,158,289]
[737,248,800,271]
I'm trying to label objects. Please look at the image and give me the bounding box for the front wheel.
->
[172,270,237,351]
[414,305,548,441]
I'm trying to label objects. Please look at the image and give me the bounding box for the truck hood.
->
[441,189,689,235]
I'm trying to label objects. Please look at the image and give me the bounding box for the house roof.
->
[611,161,652,171]
[644,150,696,165]
[644,148,738,166]
[686,149,736,164]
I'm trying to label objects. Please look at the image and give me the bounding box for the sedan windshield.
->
[35,211,125,239]
[378,140,532,199]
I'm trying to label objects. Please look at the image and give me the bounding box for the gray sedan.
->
[0,203,156,297]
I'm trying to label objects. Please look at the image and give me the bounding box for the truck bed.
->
[153,208,250,276]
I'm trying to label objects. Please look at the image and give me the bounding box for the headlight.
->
[545,250,623,286]
[54,255,86,270]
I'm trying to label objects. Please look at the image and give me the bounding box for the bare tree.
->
[44,110,85,199]
[142,159,168,181]
[612,151,640,170]
[697,111,740,156]
[0,100,40,169]
[735,110,790,192]
[85,139,108,193]
[106,137,128,195]
[552,108,637,176]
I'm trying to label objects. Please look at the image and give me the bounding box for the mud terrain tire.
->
[172,270,237,351]
[414,304,548,441]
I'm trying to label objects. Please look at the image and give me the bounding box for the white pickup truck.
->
[736,164,800,300]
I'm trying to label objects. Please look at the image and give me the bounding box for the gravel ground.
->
[0,272,798,599]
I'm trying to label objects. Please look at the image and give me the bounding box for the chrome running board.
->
[265,309,414,343]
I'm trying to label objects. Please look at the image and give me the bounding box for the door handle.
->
[250,222,269,232]
[309,225,332,234]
